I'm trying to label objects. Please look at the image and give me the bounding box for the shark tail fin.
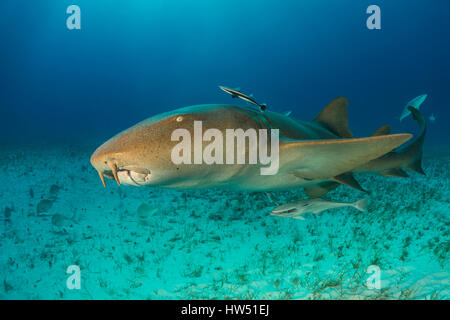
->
[407,157,425,175]
[314,97,354,138]
[353,199,368,212]
[402,106,426,175]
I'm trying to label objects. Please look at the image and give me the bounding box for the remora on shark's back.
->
[219,86,266,111]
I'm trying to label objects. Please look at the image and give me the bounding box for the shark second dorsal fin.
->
[372,125,391,136]
[314,97,353,138]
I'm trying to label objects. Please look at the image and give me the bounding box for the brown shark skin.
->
[90,101,412,191]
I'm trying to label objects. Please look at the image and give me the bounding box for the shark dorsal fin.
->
[372,125,391,136]
[314,97,353,138]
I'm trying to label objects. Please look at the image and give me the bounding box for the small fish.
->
[271,198,368,220]
[429,113,436,122]
[399,94,427,121]
[219,86,266,111]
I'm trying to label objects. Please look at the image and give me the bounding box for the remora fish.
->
[399,94,427,121]
[271,198,368,220]
[90,97,413,192]
[219,86,266,111]
[429,113,435,123]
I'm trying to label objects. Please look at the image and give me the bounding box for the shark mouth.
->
[96,163,151,187]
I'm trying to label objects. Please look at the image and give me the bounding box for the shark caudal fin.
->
[313,97,354,138]
[352,199,368,212]
[402,106,426,175]
[375,106,426,177]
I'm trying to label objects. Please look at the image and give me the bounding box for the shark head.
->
[90,104,263,188]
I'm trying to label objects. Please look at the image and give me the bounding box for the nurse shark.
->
[90,97,425,196]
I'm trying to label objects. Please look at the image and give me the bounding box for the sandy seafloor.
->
[0,144,448,300]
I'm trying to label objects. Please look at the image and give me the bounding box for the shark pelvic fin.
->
[281,134,412,180]
[314,97,353,138]
[304,181,340,198]
[372,125,391,136]
[333,172,367,193]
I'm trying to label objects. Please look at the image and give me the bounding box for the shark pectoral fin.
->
[371,125,391,136]
[304,182,340,198]
[379,168,409,177]
[281,134,412,180]
[333,172,366,193]
[293,216,305,220]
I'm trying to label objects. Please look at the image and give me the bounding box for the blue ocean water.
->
[0,1,449,299]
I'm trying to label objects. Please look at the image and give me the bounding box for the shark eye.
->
[176,116,183,122]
